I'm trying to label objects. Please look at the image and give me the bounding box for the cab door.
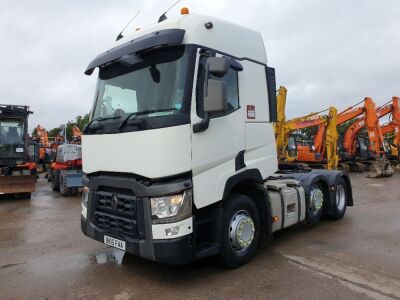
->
[190,50,245,209]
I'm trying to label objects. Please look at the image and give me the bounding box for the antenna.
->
[158,0,183,23]
[116,10,141,41]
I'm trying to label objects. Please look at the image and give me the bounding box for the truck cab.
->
[81,13,352,267]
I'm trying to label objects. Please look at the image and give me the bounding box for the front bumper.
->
[81,173,197,265]
[81,216,195,265]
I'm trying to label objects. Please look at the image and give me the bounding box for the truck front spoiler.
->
[0,175,36,194]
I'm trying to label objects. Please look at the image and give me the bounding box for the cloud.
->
[0,0,399,131]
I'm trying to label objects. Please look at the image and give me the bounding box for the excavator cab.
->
[0,112,27,167]
[354,137,370,161]
[338,136,351,161]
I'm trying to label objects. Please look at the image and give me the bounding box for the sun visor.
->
[84,29,185,75]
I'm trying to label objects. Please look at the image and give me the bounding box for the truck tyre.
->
[59,173,69,196]
[330,177,348,220]
[305,181,325,225]
[52,170,60,191]
[219,194,260,268]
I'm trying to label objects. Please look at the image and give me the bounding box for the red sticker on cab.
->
[247,105,256,119]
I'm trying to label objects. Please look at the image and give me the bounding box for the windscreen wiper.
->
[83,116,122,133]
[118,108,177,130]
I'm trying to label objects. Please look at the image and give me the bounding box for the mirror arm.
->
[193,113,210,133]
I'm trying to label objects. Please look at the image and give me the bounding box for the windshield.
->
[0,119,25,159]
[91,46,190,122]
[358,138,368,150]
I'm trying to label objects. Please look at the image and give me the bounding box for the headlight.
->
[82,186,90,207]
[150,190,192,224]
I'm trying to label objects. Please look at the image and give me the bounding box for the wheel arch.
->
[287,172,331,214]
[222,169,272,247]
[310,170,354,207]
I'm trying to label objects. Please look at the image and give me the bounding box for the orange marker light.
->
[181,7,189,15]
[272,216,279,222]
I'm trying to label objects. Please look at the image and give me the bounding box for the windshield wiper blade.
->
[84,116,121,133]
[118,108,177,130]
[119,112,138,130]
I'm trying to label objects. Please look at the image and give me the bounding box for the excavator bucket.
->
[393,160,400,172]
[368,158,394,178]
[0,175,36,194]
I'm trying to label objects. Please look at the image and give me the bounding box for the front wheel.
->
[219,194,260,268]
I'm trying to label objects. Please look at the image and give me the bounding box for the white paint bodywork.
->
[114,14,268,65]
[82,125,191,179]
[84,14,278,212]
[151,217,193,240]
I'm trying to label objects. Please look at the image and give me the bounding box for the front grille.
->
[94,211,138,239]
[92,190,142,240]
[95,191,136,217]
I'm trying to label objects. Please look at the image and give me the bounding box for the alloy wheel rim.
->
[228,210,255,252]
[309,187,324,215]
[336,184,346,211]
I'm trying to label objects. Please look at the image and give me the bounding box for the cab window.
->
[196,55,240,118]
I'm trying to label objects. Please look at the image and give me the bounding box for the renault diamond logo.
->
[111,193,118,209]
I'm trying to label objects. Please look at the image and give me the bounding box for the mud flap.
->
[368,158,394,178]
[0,175,36,194]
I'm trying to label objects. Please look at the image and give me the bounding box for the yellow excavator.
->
[274,86,339,170]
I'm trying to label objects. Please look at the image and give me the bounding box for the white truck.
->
[81,12,353,268]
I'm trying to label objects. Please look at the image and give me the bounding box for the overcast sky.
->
[1,0,399,131]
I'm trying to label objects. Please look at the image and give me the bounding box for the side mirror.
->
[193,57,229,133]
[204,79,228,113]
[207,57,229,76]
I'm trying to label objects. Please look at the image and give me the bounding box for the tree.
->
[47,114,89,140]
[75,114,89,130]
[48,127,62,138]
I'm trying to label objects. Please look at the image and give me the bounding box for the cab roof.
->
[85,14,267,75]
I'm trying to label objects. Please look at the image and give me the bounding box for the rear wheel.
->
[331,177,348,220]
[219,194,260,268]
[51,170,60,191]
[59,173,69,196]
[305,182,325,225]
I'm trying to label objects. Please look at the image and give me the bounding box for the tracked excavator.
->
[274,86,339,170]
[343,97,394,177]
[380,97,400,170]
[295,98,371,170]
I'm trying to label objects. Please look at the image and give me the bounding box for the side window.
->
[196,55,240,119]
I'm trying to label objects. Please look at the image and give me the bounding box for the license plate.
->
[104,235,126,250]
